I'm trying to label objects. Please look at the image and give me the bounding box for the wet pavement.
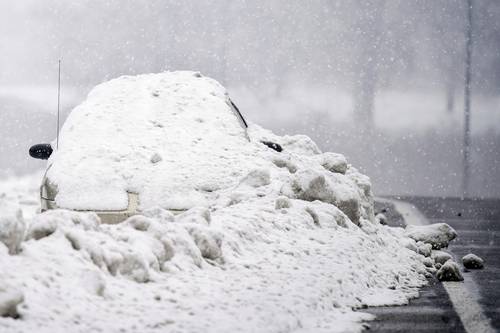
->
[365,196,500,332]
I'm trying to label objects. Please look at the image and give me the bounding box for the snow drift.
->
[0,72,435,333]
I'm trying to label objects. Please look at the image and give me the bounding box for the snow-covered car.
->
[29,71,281,223]
[10,72,458,333]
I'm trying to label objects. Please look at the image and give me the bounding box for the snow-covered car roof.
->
[47,71,268,211]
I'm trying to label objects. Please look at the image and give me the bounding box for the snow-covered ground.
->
[0,72,438,332]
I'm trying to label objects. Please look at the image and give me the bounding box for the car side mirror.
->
[261,141,283,152]
[29,144,53,160]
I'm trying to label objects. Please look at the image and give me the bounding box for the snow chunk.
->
[405,223,457,249]
[272,157,297,173]
[314,152,348,174]
[283,169,361,224]
[279,134,321,155]
[462,253,484,269]
[436,260,463,281]
[401,237,418,253]
[422,257,434,268]
[431,250,452,265]
[301,200,351,228]
[416,242,432,257]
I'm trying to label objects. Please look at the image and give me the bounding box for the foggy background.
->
[1,0,499,198]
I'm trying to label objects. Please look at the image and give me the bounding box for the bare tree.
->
[351,0,386,131]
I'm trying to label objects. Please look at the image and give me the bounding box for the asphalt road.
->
[365,196,500,333]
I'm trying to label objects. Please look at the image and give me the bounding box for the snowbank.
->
[0,199,429,332]
[0,72,433,332]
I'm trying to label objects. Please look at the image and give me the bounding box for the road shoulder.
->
[371,197,495,333]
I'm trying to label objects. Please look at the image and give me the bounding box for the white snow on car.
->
[47,71,263,213]
[0,72,435,333]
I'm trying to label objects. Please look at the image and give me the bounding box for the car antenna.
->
[56,59,61,150]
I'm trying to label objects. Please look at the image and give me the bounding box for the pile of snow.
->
[0,72,442,332]
[462,253,484,269]
[403,223,466,282]
[436,260,464,282]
